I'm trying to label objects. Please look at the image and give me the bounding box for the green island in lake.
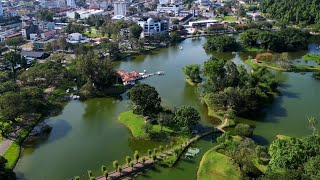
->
[1,1,320,180]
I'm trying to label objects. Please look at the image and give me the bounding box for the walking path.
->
[216,118,228,133]
[0,138,13,156]
[95,130,216,180]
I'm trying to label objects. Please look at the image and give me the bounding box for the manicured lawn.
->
[3,142,20,169]
[83,27,104,38]
[118,111,173,139]
[197,150,242,180]
[303,54,320,64]
[223,16,237,22]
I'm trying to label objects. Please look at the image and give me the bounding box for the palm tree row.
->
[75,139,192,180]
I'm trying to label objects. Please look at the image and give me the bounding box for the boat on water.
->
[180,46,183,50]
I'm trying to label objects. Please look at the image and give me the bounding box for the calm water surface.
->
[15,38,320,179]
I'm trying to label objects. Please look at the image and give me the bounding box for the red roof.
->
[5,32,21,38]
[129,71,140,77]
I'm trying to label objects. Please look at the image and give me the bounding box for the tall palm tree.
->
[104,170,108,179]
[126,156,132,166]
[113,160,119,171]
[101,165,106,174]
[148,149,152,158]
[134,150,139,163]
[87,170,93,178]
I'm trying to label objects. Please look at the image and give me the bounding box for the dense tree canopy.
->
[0,156,15,180]
[127,84,162,116]
[240,28,309,52]
[36,9,55,22]
[129,24,143,39]
[203,35,239,52]
[260,0,320,24]
[182,64,202,83]
[173,106,201,133]
[202,57,278,116]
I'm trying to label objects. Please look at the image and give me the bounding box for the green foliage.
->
[233,124,254,137]
[3,51,24,74]
[134,150,139,163]
[260,0,320,24]
[0,156,16,180]
[303,155,320,180]
[0,121,13,137]
[100,165,106,173]
[171,18,180,24]
[125,156,131,165]
[4,37,24,47]
[36,9,55,21]
[112,160,119,170]
[203,57,279,116]
[18,61,70,88]
[203,35,239,52]
[268,134,320,170]
[127,84,162,116]
[65,23,86,34]
[240,28,309,52]
[173,106,201,133]
[129,24,143,39]
[182,64,202,83]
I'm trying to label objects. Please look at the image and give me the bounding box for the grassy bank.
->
[118,111,173,139]
[303,54,320,64]
[185,79,198,86]
[197,149,242,180]
[245,59,320,72]
[3,142,20,169]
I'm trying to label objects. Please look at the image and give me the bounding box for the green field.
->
[3,142,21,169]
[118,111,173,139]
[83,27,104,38]
[197,150,242,180]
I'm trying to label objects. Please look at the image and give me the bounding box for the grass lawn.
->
[197,150,242,180]
[83,27,104,38]
[3,142,20,169]
[223,16,237,22]
[118,111,173,139]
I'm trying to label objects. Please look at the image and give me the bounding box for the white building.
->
[157,4,181,16]
[68,33,83,41]
[0,1,3,17]
[66,9,104,19]
[159,0,170,5]
[137,17,169,37]
[67,0,76,7]
[113,1,127,16]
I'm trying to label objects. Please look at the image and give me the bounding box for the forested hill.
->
[260,0,320,24]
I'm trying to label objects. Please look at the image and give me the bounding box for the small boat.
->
[180,46,183,50]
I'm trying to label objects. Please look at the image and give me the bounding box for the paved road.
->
[217,118,228,133]
[0,138,13,156]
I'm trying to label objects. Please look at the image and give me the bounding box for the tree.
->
[240,29,261,47]
[157,112,172,131]
[103,170,108,178]
[169,32,181,43]
[101,165,106,173]
[3,51,23,74]
[74,12,80,20]
[171,18,180,25]
[0,156,16,180]
[57,36,68,50]
[113,160,119,171]
[4,37,24,47]
[203,35,239,52]
[173,106,201,133]
[36,9,55,21]
[87,170,93,178]
[0,121,13,137]
[125,156,131,165]
[142,123,153,135]
[127,84,162,116]
[129,24,143,39]
[304,155,320,180]
[134,150,139,163]
[217,132,232,143]
[234,123,254,137]
[308,116,318,134]
[106,42,121,60]
[268,138,308,170]
[183,64,202,84]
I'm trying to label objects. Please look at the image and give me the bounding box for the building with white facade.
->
[157,4,181,16]
[113,1,127,16]
[67,0,76,7]
[0,1,3,17]
[66,9,104,19]
[137,17,169,37]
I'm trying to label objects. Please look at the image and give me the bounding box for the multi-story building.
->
[113,1,127,16]
[0,1,3,17]
[157,4,181,16]
[137,17,169,37]
[67,0,76,7]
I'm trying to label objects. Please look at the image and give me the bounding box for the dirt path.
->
[0,138,13,156]
[217,118,228,133]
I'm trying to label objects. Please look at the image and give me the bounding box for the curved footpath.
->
[0,138,13,156]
